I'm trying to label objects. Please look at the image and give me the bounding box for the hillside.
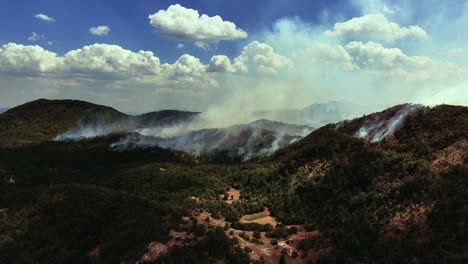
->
[136,110,200,126]
[0,99,127,147]
[0,99,200,147]
[112,120,314,160]
[0,103,467,263]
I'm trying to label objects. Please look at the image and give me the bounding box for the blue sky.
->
[0,0,467,114]
[0,0,359,61]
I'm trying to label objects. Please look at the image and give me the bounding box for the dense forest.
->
[0,101,467,263]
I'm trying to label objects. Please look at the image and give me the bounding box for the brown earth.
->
[221,188,240,204]
[140,209,325,263]
[384,202,435,243]
[432,139,468,169]
[239,208,279,226]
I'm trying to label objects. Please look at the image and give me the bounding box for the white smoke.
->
[53,108,313,160]
[54,118,138,141]
[354,104,423,142]
[111,121,310,160]
[412,83,468,107]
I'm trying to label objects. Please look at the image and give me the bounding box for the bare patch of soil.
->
[221,188,240,204]
[239,208,279,226]
[143,210,326,263]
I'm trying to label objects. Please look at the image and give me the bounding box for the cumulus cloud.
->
[233,41,294,74]
[344,41,408,70]
[310,41,466,82]
[0,43,62,75]
[63,44,160,78]
[148,4,247,44]
[209,41,293,75]
[0,43,219,90]
[34,13,55,22]
[89,26,111,36]
[166,54,206,78]
[208,55,235,73]
[176,43,184,49]
[325,13,428,42]
[164,54,218,88]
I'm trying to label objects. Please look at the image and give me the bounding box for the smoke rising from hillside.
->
[412,83,468,107]
[354,104,424,142]
[54,110,313,159]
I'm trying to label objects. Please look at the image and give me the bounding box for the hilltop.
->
[0,99,126,146]
[0,99,199,147]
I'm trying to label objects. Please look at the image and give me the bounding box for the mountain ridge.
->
[253,100,389,127]
[0,99,199,147]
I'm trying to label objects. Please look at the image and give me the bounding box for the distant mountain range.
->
[0,107,9,113]
[253,100,389,127]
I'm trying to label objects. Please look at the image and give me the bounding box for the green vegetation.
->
[245,213,268,221]
[0,102,467,263]
[0,99,126,147]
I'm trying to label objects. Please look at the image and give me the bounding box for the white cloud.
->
[233,41,294,74]
[310,41,466,82]
[89,26,111,36]
[344,41,408,70]
[148,4,247,44]
[176,43,184,49]
[208,55,235,73]
[325,14,428,42]
[164,54,215,87]
[448,48,465,57]
[34,13,55,22]
[0,43,218,90]
[0,43,62,75]
[166,54,205,77]
[194,42,209,50]
[63,44,161,79]
[209,41,293,75]
[27,32,44,42]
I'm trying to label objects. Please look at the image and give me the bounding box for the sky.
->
[0,0,467,114]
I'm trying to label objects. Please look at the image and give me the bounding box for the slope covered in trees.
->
[0,102,466,263]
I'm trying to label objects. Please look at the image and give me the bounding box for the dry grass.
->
[240,208,279,226]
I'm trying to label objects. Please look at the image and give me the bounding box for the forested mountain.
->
[0,101,466,263]
[0,99,199,147]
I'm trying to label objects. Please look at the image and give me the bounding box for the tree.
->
[279,254,286,264]
[253,231,261,239]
